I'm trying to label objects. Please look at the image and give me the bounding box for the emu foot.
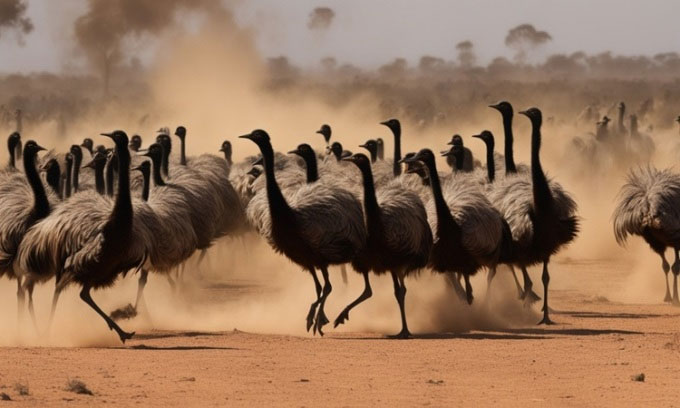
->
[306,302,319,332]
[388,329,412,339]
[334,309,350,328]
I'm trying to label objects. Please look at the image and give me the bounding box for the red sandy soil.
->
[1,259,680,407]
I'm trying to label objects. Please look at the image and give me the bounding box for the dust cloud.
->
[0,2,679,345]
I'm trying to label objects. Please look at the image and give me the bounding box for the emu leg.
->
[135,269,149,311]
[485,266,498,302]
[521,266,541,304]
[509,266,524,299]
[538,261,555,325]
[672,249,680,307]
[463,274,474,305]
[47,283,64,334]
[16,277,25,323]
[334,271,372,328]
[313,266,332,336]
[306,268,322,332]
[25,280,38,332]
[662,252,673,303]
[446,273,467,301]
[79,285,135,343]
[388,271,411,339]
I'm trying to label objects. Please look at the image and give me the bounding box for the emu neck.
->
[453,150,465,171]
[484,141,495,183]
[179,137,186,166]
[425,159,458,234]
[73,156,81,192]
[392,130,402,176]
[94,163,105,195]
[140,170,150,201]
[109,143,133,233]
[224,151,233,166]
[302,153,319,183]
[150,155,166,187]
[106,158,115,197]
[162,148,170,177]
[618,107,625,132]
[24,152,50,220]
[530,122,553,213]
[47,168,61,199]
[377,144,384,160]
[502,113,517,174]
[261,141,294,221]
[65,161,72,198]
[368,149,377,163]
[357,164,383,233]
[8,143,15,168]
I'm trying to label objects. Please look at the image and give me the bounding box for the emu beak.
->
[315,130,323,135]
[218,147,225,152]
[471,134,482,139]
[287,149,299,155]
[358,144,368,149]
[238,133,253,141]
[441,149,453,157]
[100,132,113,138]
[518,110,529,117]
[379,120,389,126]
[136,149,149,157]
[36,144,46,152]
[341,156,354,163]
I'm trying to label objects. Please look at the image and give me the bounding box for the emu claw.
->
[388,329,411,339]
[313,310,329,336]
[118,330,135,343]
[334,310,349,328]
[537,316,555,325]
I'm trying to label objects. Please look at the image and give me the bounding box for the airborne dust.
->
[0,0,677,345]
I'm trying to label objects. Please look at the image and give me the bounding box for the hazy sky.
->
[2,0,679,73]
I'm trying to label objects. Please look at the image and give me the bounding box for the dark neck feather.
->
[261,141,294,220]
[392,129,402,177]
[106,157,115,197]
[94,163,105,195]
[24,152,50,220]
[150,154,166,187]
[368,148,377,163]
[179,137,186,166]
[8,143,15,168]
[357,163,382,231]
[530,120,553,212]
[73,156,81,192]
[46,166,61,199]
[502,113,517,174]
[162,146,170,176]
[302,153,318,183]
[453,149,465,171]
[65,161,72,198]
[109,143,133,231]
[424,158,458,234]
[484,140,495,183]
[140,170,150,201]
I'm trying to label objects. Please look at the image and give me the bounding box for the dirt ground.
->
[1,256,680,407]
